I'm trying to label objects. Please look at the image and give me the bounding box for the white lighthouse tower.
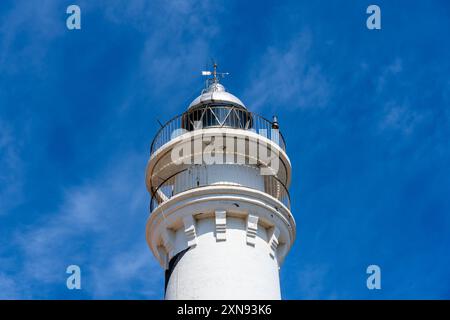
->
[145,64,295,300]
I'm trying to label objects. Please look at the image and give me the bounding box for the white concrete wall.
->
[165,216,281,300]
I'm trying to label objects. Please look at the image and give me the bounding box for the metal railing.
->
[150,104,286,156]
[150,168,291,212]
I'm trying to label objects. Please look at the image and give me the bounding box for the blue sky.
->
[0,0,449,299]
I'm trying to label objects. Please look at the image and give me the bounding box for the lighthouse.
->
[145,64,295,300]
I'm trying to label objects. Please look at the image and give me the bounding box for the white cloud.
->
[244,31,331,111]
[10,152,162,298]
[376,58,403,93]
[378,101,427,136]
[374,59,428,137]
[89,0,226,114]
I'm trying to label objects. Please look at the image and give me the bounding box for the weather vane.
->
[201,62,229,88]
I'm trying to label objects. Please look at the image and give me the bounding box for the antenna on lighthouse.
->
[201,62,229,89]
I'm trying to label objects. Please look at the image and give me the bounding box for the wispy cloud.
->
[374,58,431,137]
[244,30,331,111]
[97,0,225,111]
[378,101,427,136]
[376,58,403,93]
[3,152,162,299]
